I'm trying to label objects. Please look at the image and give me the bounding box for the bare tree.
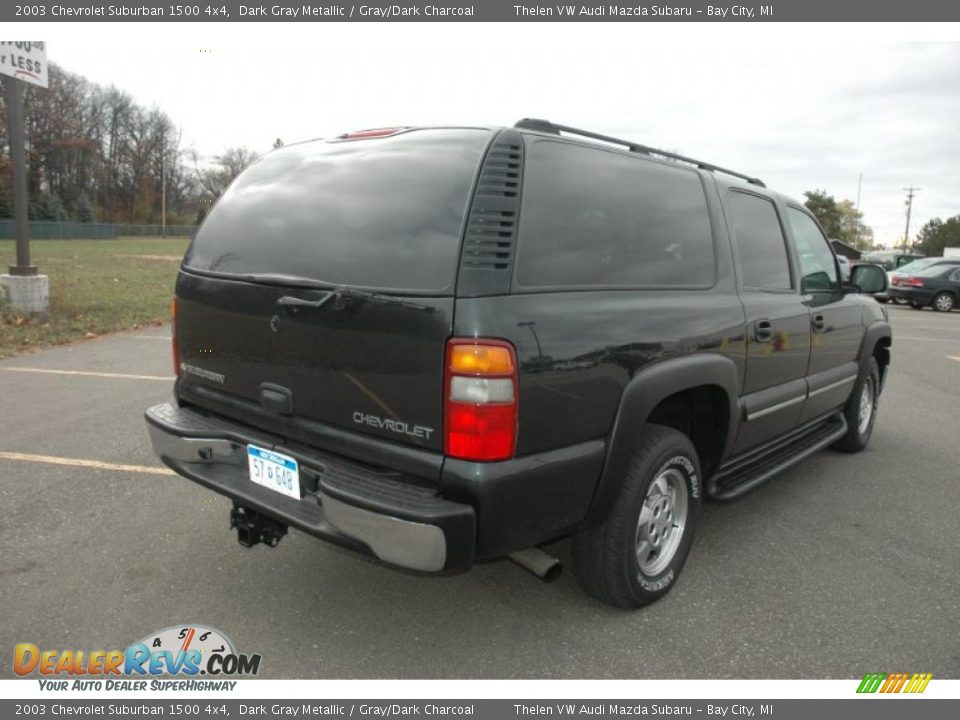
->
[0,62,194,224]
[193,147,260,200]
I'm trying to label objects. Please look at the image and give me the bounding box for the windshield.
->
[184,128,491,292]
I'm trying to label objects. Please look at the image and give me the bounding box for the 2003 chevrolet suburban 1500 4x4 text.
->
[146,119,892,608]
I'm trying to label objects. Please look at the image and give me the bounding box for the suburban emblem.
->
[180,363,226,385]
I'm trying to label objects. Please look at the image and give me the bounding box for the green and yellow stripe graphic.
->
[857,672,933,694]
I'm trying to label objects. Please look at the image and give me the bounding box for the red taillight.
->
[171,298,180,377]
[338,127,405,140]
[905,276,925,287]
[444,339,518,462]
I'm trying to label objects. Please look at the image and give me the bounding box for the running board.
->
[708,413,848,500]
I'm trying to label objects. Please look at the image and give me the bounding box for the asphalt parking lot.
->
[1,304,958,679]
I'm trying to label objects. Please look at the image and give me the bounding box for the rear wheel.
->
[833,357,880,453]
[572,425,701,609]
[909,302,924,310]
[932,292,955,313]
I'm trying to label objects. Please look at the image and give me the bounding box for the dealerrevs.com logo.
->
[14,624,260,691]
[856,672,933,694]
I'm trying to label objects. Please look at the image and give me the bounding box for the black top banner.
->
[5,0,960,22]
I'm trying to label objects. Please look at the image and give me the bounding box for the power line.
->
[903,187,920,250]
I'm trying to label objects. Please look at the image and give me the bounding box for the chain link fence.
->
[0,221,196,239]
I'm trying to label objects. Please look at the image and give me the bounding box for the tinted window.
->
[896,255,923,268]
[184,129,490,292]
[514,141,714,288]
[727,192,792,290]
[786,208,839,290]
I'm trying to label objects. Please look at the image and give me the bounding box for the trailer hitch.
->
[230,505,288,548]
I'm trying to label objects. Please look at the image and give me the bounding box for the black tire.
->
[932,292,955,313]
[909,302,924,310]
[572,424,702,609]
[875,297,889,304]
[833,356,881,453]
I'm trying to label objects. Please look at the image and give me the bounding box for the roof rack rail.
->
[514,118,765,188]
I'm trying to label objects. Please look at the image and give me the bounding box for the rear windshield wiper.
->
[272,283,435,313]
[185,270,436,312]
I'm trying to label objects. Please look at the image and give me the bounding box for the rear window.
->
[514,140,715,289]
[727,191,793,291]
[184,128,490,292]
[915,264,957,277]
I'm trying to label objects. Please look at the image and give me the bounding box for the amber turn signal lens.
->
[449,343,515,375]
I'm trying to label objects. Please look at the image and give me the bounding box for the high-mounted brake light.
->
[338,127,405,140]
[171,298,180,377]
[444,339,518,462]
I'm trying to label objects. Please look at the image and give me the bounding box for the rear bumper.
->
[145,402,475,573]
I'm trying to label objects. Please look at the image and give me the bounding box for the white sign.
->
[0,42,48,89]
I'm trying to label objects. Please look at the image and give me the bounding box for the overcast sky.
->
[34,25,960,247]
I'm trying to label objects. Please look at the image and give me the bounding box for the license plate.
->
[246,445,300,500]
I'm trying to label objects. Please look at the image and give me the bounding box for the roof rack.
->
[514,118,765,188]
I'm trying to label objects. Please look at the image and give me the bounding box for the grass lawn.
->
[0,237,189,358]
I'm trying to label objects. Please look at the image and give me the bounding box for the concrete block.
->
[0,273,50,314]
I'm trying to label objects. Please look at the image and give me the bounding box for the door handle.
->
[754,319,773,343]
[812,314,826,332]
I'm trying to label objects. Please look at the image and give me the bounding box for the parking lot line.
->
[0,367,174,381]
[0,451,175,475]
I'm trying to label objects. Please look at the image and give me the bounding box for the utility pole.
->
[1,43,50,315]
[3,76,33,275]
[855,172,862,248]
[161,149,166,237]
[903,187,920,251]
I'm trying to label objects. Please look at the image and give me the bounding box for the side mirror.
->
[849,264,888,294]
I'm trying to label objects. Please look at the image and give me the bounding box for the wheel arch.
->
[859,320,892,390]
[584,354,741,526]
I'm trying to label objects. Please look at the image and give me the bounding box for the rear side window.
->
[727,192,793,291]
[184,128,490,292]
[514,140,715,288]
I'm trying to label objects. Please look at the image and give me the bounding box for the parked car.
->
[145,119,892,608]
[889,264,960,311]
[864,250,926,303]
[889,257,960,294]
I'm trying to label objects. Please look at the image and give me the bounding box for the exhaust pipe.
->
[509,548,563,583]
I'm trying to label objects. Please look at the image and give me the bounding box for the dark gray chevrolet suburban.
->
[146,119,892,608]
